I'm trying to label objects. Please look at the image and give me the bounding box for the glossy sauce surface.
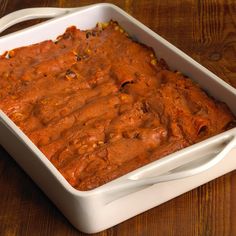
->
[0,21,235,190]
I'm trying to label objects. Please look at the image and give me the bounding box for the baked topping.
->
[0,21,235,190]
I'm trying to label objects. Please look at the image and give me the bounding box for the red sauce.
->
[0,21,235,190]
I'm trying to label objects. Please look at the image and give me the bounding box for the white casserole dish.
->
[0,3,236,234]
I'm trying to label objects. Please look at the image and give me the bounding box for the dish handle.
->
[0,7,86,34]
[100,134,236,203]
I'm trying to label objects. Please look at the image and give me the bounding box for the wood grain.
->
[0,0,236,235]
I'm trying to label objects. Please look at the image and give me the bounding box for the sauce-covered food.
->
[0,21,235,190]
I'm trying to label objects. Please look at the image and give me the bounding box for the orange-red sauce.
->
[0,21,235,190]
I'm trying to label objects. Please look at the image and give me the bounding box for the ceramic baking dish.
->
[0,3,236,234]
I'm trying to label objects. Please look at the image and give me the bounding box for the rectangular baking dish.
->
[0,3,236,234]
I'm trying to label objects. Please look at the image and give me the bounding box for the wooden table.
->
[0,1,236,235]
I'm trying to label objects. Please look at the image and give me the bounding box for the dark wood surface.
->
[0,1,236,235]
